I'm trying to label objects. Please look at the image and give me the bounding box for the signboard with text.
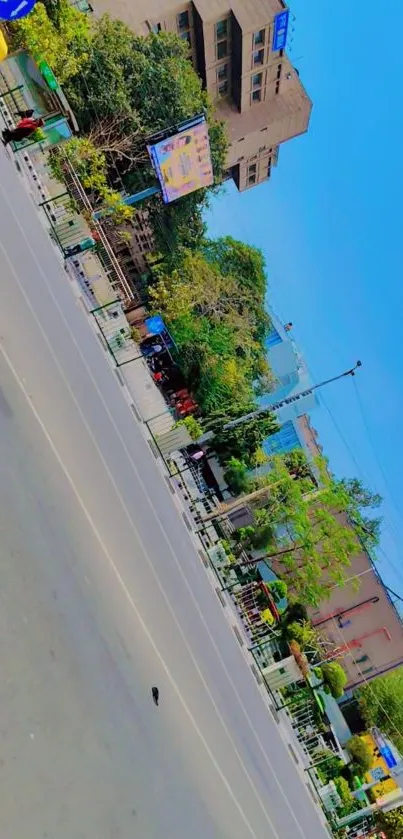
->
[272,10,289,52]
[0,0,37,20]
[148,117,213,204]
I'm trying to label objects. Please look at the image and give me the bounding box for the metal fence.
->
[0,82,27,116]
[62,160,135,304]
[40,192,91,253]
[90,299,143,367]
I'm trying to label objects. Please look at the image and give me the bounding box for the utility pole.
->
[224,361,362,430]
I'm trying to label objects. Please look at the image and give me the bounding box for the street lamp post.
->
[224,361,362,430]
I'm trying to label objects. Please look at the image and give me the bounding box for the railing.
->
[90,300,142,367]
[62,160,135,304]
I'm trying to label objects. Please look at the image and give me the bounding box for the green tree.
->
[376,807,403,839]
[10,0,91,83]
[346,736,373,772]
[336,477,382,550]
[209,412,279,466]
[148,247,275,418]
[174,416,203,441]
[283,449,316,482]
[338,477,382,510]
[334,777,357,817]
[268,579,288,602]
[48,137,134,224]
[358,668,403,752]
[286,621,321,652]
[62,18,227,179]
[201,237,270,343]
[316,662,348,699]
[223,458,251,495]
[232,455,360,606]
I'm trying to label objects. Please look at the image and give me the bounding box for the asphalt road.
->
[0,147,330,839]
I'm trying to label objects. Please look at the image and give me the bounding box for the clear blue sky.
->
[206,0,403,597]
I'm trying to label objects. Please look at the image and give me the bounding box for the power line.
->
[352,378,403,530]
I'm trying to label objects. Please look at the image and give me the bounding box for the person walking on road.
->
[2,117,44,146]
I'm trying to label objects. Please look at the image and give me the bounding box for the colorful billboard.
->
[147,117,214,204]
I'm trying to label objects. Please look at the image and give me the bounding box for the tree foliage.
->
[61,18,227,193]
[317,662,348,699]
[358,669,403,752]
[48,137,134,224]
[376,807,403,839]
[334,776,357,817]
[10,0,91,83]
[346,736,373,771]
[232,455,361,606]
[336,477,382,550]
[223,459,251,495]
[148,243,274,417]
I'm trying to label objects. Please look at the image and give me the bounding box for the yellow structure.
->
[362,733,398,798]
[0,29,8,61]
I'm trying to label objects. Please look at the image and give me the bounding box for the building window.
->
[275,80,280,94]
[217,39,228,60]
[179,30,192,47]
[216,19,228,39]
[253,49,265,66]
[253,29,265,46]
[252,89,262,102]
[150,22,161,33]
[248,164,257,185]
[259,145,266,152]
[356,655,369,664]
[217,63,228,81]
[252,72,263,88]
[277,63,282,80]
[218,80,228,97]
[177,10,190,30]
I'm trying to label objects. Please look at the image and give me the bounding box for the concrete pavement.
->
[0,145,330,838]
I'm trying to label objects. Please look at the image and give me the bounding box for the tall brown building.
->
[91,0,312,192]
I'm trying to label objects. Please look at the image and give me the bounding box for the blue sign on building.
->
[0,0,37,20]
[272,10,289,52]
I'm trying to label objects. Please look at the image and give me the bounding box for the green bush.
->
[175,415,203,441]
[346,736,373,771]
[334,776,356,816]
[268,580,288,602]
[319,661,348,699]
[223,458,250,495]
